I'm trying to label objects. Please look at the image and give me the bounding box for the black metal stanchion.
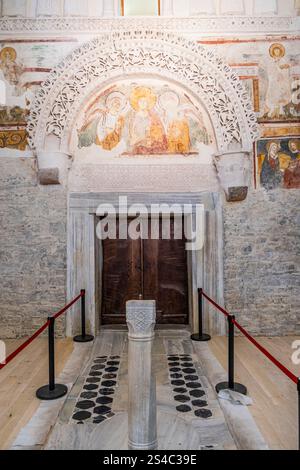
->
[191,288,211,342]
[36,316,68,400]
[73,289,94,343]
[215,314,247,395]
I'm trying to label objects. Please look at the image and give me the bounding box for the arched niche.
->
[27,30,258,200]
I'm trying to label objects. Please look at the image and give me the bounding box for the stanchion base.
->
[36,383,68,400]
[191,333,211,342]
[73,334,94,343]
[215,381,247,395]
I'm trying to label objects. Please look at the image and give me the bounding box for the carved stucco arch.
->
[27,30,259,157]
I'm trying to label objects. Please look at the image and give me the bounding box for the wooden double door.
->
[101,218,189,325]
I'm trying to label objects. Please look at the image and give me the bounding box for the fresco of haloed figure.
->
[77,82,212,156]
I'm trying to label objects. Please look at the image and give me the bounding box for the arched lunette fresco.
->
[27,30,259,199]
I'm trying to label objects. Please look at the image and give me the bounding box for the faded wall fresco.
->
[75,79,214,158]
[256,137,300,190]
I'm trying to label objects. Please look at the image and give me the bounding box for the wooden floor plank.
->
[209,336,300,450]
[0,338,73,450]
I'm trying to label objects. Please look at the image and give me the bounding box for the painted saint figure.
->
[260,141,291,190]
[128,87,167,154]
[78,91,126,151]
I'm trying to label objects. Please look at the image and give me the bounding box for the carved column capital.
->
[126,300,156,341]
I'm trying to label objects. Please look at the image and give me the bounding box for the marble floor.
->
[44,329,237,450]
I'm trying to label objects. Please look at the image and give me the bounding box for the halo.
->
[105,91,126,111]
[266,140,281,152]
[158,90,180,110]
[269,43,285,59]
[0,47,17,62]
[130,86,157,111]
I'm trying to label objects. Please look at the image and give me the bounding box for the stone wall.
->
[0,157,67,338]
[223,188,300,335]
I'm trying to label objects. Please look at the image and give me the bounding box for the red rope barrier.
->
[0,292,84,370]
[0,320,50,370]
[52,292,83,320]
[232,318,298,385]
[202,290,298,385]
[202,291,230,318]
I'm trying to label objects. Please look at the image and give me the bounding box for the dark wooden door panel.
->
[101,235,142,324]
[143,218,188,324]
[101,218,188,325]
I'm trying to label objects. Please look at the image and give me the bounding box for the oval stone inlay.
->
[94,405,111,414]
[73,411,91,421]
[184,374,198,381]
[182,368,196,374]
[173,387,188,394]
[186,382,201,389]
[169,367,181,372]
[91,364,105,370]
[101,380,116,387]
[103,373,117,379]
[86,377,101,383]
[105,367,118,373]
[93,415,106,423]
[96,396,113,404]
[89,371,102,377]
[107,361,119,366]
[171,380,185,386]
[94,358,107,363]
[99,388,115,395]
[181,362,194,367]
[83,384,98,391]
[189,389,205,398]
[76,400,95,410]
[176,404,191,413]
[174,395,190,403]
[168,356,179,361]
[194,409,212,418]
[192,399,207,407]
[80,391,97,399]
[170,373,182,379]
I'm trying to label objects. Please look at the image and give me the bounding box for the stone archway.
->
[28,30,258,156]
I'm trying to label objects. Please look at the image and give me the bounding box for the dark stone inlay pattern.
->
[86,377,101,383]
[171,380,185,386]
[80,391,97,399]
[168,352,212,419]
[72,355,120,425]
[73,411,91,421]
[184,375,198,381]
[192,399,207,407]
[194,409,212,418]
[189,389,205,398]
[174,394,190,403]
[176,404,191,413]
[102,380,116,387]
[173,387,188,394]
[94,405,111,415]
[186,382,201,389]
[99,388,115,395]
[83,384,98,391]
[93,416,106,423]
[170,373,182,379]
[182,368,196,374]
[76,400,95,410]
[96,396,113,405]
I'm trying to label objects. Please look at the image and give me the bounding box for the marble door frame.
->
[66,192,225,338]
